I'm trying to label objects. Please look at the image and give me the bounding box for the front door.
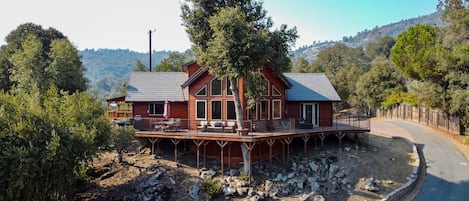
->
[303,103,318,127]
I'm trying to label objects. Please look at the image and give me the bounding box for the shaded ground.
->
[71,133,416,201]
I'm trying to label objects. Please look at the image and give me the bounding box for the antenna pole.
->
[149,30,153,72]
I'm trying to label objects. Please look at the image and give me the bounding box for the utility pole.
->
[149,29,155,72]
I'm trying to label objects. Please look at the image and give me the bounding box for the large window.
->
[260,100,269,120]
[196,100,206,119]
[211,100,222,120]
[248,104,257,120]
[226,101,236,120]
[149,103,164,115]
[196,85,207,96]
[226,79,237,96]
[272,86,281,96]
[272,99,281,119]
[211,78,222,96]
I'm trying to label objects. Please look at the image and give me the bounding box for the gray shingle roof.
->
[284,73,341,102]
[125,72,188,102]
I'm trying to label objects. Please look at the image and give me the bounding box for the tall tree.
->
[47,39,88,92]
[439,0,469,127]
[0,23,88,93]
[312,43,370,108]
[132,59,147,71]
[391,24,444,83]
[366,36,396,58]
[351,56,404,113]
[155,51,193,72]
[0,87,111,201]
[181,0,297,174]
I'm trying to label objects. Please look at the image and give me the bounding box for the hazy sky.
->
[1,0,439,52]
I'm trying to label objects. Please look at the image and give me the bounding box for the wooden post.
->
[242,142,256,184]
[283,137,293,162]
[302,135,310,154]
[193,140,204,170]
[228,143,232,170]
[148,138,159,155]
[203,141,210,168]
[319,132,327,150]
[170,139,181,164]
[335,131,346,147]
[266,139,276,175]
[216,141,229,178]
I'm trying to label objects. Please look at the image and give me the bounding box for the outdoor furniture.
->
[197,121,208,132]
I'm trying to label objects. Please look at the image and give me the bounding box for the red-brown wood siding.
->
[285,101,334,127]
[319,102,333,126]
[132,102,187,119]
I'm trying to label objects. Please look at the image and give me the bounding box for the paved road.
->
[375,120,469,201]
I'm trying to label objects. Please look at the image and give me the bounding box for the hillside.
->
[294,10,445,62]
[80,49,172,100]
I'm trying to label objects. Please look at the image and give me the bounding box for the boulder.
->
[200,169,216,179]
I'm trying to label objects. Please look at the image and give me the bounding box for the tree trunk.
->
[229,77,250,175]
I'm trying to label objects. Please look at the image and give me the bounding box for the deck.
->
[133,117,370,178]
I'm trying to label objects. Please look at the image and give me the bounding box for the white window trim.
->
[226,100,236,120]
[195,100,207,120]
[248,104,258,121]
[195,84,207,96]
[272,85,281,96]
[226,78,237,96]
[148,103,164,116]
[260,99,270,120]
[272,99,282,120]
[211,100,222,120]
[210,78,222,96]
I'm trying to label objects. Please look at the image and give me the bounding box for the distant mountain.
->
[80,49,173,101]
[293,10,445,62]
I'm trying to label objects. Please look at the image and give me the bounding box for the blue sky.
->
[0,0,439,52]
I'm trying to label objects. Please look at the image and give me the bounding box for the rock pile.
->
[195,151,357,200]
[124,172,171,201]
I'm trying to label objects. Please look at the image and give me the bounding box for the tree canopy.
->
[0,23,88,93]
[181,0,297,175]
[0,87,111,200]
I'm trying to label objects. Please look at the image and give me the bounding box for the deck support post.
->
[302,135,310,154]
[283,137,293,162]
[170,139,180,164]
[193,140,204,170]
[280,140,286,167]
[266,139,276,175]
[203,141,210,168]
[320,132,327,150]
[242,142,256,184]
[335,131,346,148]
[216,140,229,178]
[148,138,160,155]
[228,143,232,170]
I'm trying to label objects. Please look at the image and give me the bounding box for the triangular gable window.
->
[196,85,207,96]
[273,85,281,96]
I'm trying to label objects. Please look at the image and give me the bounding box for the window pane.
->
[149,103,164,115]
[248,105,257,120]
[211,101,222,119]
[155,104,164,114]
[196,86,207,96]
[226,101,236,120]
[273,86,281,96]
[260,100,269,120]
[273,100,281,119]
[211,79,222,96]
[227,79,237,95]
[196,101,206,119]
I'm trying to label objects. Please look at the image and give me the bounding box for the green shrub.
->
[202,178,223,200]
